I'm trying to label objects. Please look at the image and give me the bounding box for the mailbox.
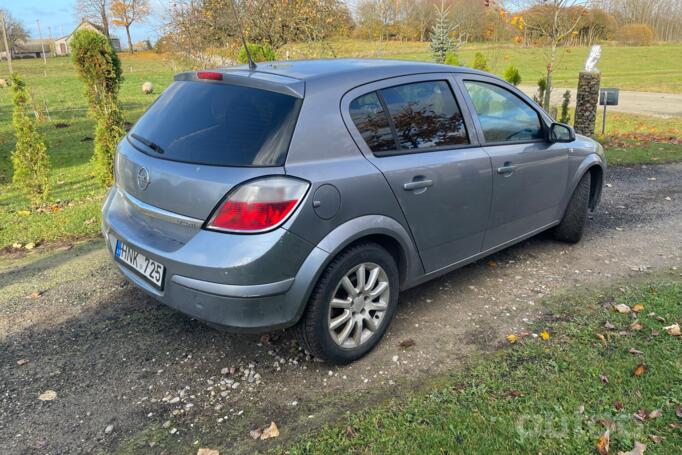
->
[599,88,619,106]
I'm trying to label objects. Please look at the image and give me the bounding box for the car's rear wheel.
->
[553,172,591,243]
[296,242,399,364]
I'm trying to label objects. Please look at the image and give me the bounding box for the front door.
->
[458,77,569,250]
[343,76,493,273]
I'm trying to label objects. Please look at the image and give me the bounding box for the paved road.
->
[1,164,681,454]
[519,85,682,118]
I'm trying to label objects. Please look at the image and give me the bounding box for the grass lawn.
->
[283,39,682,93]
[0,53,185,251]
[1,47,681,251]
[285,278,682,454]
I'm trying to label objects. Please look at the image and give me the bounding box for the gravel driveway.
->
[519,86,682,118]
[1,163,681,454]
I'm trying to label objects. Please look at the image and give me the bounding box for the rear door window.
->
[381,81,468,150]
[349,80,469,154]
[129,81,301,166]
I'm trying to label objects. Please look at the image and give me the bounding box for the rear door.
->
[456,76,569,249]
[342,74,493,273]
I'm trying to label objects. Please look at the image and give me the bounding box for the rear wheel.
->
[296,243,399,364]
[553,172,591,243]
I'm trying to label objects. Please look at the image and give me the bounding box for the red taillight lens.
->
[207,177,309,233]
[197,71,223,81]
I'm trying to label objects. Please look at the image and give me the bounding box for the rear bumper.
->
[102,187,329,332]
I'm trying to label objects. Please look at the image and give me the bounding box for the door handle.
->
[403,179,433,191]
[497,162,516,176]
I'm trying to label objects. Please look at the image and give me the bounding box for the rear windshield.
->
[129,81,301,167]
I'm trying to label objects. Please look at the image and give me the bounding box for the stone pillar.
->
[574,71,601,137]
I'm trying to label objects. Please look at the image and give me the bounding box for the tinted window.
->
[129,81,300,166]
[349,92,396,153]
[381,81,468,150]
[464,81,543,143]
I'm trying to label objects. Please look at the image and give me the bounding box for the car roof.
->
[229,58,483,80]
[219,58,494,94]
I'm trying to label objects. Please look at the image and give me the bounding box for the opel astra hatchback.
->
[102,59,605,364]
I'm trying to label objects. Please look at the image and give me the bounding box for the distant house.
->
[54,20,122,56]
[0,39,52,60]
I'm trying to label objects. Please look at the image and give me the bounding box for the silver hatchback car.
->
[102,59,605,364]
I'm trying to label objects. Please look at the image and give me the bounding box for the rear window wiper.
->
[130,133,165,154]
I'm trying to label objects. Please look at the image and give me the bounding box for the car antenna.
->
[229,0,256,71]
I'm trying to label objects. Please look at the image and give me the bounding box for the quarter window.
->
[349,92,397,153]
[463,81,543,143]
[349,80,469,154]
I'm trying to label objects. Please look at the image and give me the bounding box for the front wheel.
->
[553,172,591,243]
[296,243,399,364]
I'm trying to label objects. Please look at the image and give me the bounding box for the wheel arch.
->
[284,215,424,327]
[566,154,606,212]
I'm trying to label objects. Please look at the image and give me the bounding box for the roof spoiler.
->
[174,70,305,99]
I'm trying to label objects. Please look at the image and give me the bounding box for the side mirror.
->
[549,122,575,143]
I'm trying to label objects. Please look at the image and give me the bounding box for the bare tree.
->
[76,0,110,37]
[110,0,150,53]
[0,8,29,57]
[517,0,586,110]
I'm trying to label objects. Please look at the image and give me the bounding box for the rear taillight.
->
[206,177,309,233]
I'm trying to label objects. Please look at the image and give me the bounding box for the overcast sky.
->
[1,0,167,44]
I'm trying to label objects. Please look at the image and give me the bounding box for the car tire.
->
[553,172,591,243]
[295,242,399,364]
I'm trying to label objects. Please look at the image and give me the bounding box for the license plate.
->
[115,239,165,289]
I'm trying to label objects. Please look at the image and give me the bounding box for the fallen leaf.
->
[24,242,36,250]
[17,210,31,217]
[633,363,647,377]
[487,260,497,268]
[613,303,631,314]
[628,348,644,355]
[599,374,609,384]
[632,304,645,313]
[540,330,550,341]
[26,291,44,300]
[663,323,680,336]
[38,390,57,401]
[506,334,518,344]
[675,405,682,419]
[399,338,416,348]
[596,429,610,455]
[83,218,95,225]
[614,400,624,411]
[345,426,356,439]
[197,449,219,455]
[617,441,646,455]
[597,418,614,429]
[648,434,664,444]
[648,409,662,420]
[596,333,606,341]
[17,359,30,366]
[604,321,616,330]
[508,389,522,398]
[12,243,22,249]
[259,334,270,345]
[260,421,279,440]
[634,409,647,422]
[629,321,643,331]
[249,428,262,440]
[651,329,660,337]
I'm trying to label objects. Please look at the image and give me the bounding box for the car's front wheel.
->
[553,172,591,243]
[296,242,399,364]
